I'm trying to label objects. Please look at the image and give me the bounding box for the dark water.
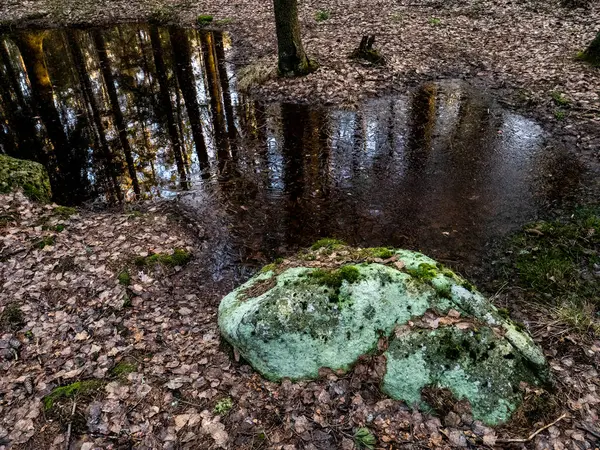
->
[0,24,584,276]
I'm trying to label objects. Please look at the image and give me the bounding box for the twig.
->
[496,413,567,444]
[65,401,77,450]
[576,425,600,440]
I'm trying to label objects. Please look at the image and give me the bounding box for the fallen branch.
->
[65,401,77,450]
[496,413,567,444]
[576,425,600,440]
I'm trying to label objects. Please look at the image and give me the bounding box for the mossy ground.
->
[135,248,192,268]
[506,207,600,335]
[43,380,105,411]
[0,303,25,331]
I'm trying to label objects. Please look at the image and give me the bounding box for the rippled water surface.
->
[0,24,584,276]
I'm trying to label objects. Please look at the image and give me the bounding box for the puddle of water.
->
[0,24,584,278]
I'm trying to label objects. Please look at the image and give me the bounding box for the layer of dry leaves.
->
[1,190,599,449]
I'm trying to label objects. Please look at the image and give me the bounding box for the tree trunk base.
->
[579,32,600,67]
[349,35,386,65]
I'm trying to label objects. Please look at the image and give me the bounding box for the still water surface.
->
[0,24,583,275]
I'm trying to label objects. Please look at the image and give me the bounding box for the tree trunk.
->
[200,31,230,161]
[149,25,189,189]
[92,30,141,197]
[581,31,600,65]
[273,0,316,76]
[213,33,238,144]
[14,32,68,167]
[169,27,210,169]
[67,29,123,202]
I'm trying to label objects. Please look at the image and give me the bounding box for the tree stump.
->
[349,35,385,65]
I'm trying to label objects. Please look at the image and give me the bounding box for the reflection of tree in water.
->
[169,27,209,172]
[92,29,141,198]
[14,31,92,204]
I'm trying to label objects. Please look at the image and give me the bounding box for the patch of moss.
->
[260,263,277,273]
[53,206,77,219]
[135,248,192,268]
[54,224,65,232]
[315,10,331,22]
[1,303,24,331]
[551,91,570,107]
[309,266,360,289]
[36,236,55,249]
[311,238,347,251]
[406,263,439,281]
[505,207,600,334]
[197,14,214,26]
[0,155,52,202]
[111,361,137,378]
[43,380,105,411]
[369,247,395,259]
[118,270,131,286]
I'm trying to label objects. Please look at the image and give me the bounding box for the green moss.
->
[123,295,132,308]
[0,154,52,202]
[54,224,65,232]
[311,238,347,251]
[551,91,570,107]
[315,10,331,22]
[43,380,104,411]
[260,263,276,273]
[406,263,439,281]
[197,14,214,25]
[1,303,24,330]
[36,236,55,249]
[111,361,137,378]
[135,248,192,268]
[309,266,360,289]
[213,397,233,415]
[503,208,600,335]
[118,270,131,286]
[369,247,394,259]
[53,206,77,219]
[554,109,566,120]
[429,17,442,26]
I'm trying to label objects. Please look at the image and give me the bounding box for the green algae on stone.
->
[0,154,52,202]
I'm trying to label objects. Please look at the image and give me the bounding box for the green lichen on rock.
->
[218,245,549,424]
[0,154,52,202]
[382,326,545,425]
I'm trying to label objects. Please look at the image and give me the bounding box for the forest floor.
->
[0,190,599,450]
[1,0,600,448]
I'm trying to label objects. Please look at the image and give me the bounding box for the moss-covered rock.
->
[218,246,549,425]
[0,154,52,202]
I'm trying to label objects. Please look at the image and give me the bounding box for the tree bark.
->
[273,0,315,76]
[92,30,141,197]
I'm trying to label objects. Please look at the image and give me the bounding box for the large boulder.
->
[218,243,549,425]
[0,154,52,202]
